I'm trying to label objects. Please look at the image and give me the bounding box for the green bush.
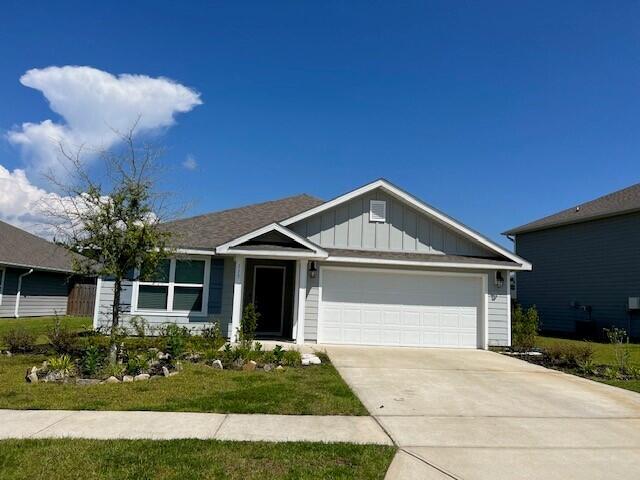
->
[126,354,150,375]
[81,345,104,377]
[48,354,75,376]
[200,323,225,350]
[511,304,539,352]
[102,362,126,378]
[272,344,285,363]
[543,342,595,370]
[604,327,631,374]
[2,327,35,353]
[162,324,191,359]
[47,317,77,353]
[281,350,302,367]
[238,303,259,349]
[129,316,150,337]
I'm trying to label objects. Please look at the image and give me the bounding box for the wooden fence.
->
[67,282,96,316]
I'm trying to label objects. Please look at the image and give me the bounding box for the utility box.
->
[629,297,640,311]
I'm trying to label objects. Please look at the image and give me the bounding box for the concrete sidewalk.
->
[0,409,392,445]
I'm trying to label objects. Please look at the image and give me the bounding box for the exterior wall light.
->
[308,261,318,278]
[495,271,504,289]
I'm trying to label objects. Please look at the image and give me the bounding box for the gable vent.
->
[369,200,386,222]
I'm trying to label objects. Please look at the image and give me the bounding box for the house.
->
[94,179,531,348]
[0,220,87,318]
[504,182,640,339]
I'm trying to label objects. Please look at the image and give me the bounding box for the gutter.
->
[14,269,34,318]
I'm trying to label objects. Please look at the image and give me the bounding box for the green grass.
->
[535,335,640,393]
[0,439,395,480]
[0,353,367,415]
[0,316,91,348]
[535,335,640,367]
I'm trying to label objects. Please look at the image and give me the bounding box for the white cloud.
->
[0,164,66,238]
[7,65,202,178]
[182,154,198,171]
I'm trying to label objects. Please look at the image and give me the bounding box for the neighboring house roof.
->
[504,182,640,235]
[161,194,324,250]
[0,220,80,273]
[325,248,520,268]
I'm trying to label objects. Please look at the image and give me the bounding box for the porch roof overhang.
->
[215,223,328,259]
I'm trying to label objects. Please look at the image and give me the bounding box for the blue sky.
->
[1,1,639,247]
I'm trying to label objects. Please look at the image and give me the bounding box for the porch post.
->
[296,259,308,345]
[231,256,245,343]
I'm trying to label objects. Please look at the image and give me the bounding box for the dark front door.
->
[253,266,286,335]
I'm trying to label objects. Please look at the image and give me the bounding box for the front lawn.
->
[0,439,395,480]
[535,335,640,393]
[0,353,367,415]
[0,316,91,348]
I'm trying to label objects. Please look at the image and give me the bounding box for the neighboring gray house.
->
[0,220,82,318]
[95,179,531,348]
[504,183,640,339]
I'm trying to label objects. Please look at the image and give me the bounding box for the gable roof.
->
[0,220,80,273]
[161,194,324,250]
[503,182,640,235]
[281,178,531,269]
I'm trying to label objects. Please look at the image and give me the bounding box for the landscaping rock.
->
[211,360,223,370]
[242,360,257,371]
[276,365,284,371]
[157,351,170,360]
[5,351,11,357]
[31,366,38,375]
[301,353,322,365]
[162,366,170,377]
[169,371,179,377]
[105,376,120,384]
[176,361,183,371]
[301,358,310,366]
[45,371,65,383]
[150,375,163,380]
[76,378,100,386]
[27,372,38,383]
[134,373,150,381]
[122,375,134,383]
[232,358,244,369]
[309,356,322,365]
[185,353,201,362]
[263,363,274,372]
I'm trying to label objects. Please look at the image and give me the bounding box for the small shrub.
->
[604,327,631,374]
[511,304,539,352]
[162,324,191,359]
[2,327,35,352]
[103,362,126,379]
[48,354,75,376]
[82,345,103,376]
[126,354,150,375]
[253,341,262,352]
[238,303,259,349]
[272,344,285,363]
[201,323,225,349]
[129,316,149,337]
[569,344,594,368]
[281,350,301,367]
[47,317,77,353]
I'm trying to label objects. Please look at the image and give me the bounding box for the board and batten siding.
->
[290,189,493,257]
[303,262,511,347]
[0,268,69,318]
[94,256,235,335]
[515,211,640,338]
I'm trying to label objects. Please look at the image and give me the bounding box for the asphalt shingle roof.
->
[161,194,325,250]
[0,220,80,272]
[503,183,640,235]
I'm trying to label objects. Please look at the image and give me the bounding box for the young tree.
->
[44,125,174,362]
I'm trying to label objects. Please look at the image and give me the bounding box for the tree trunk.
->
[109,277,122,365]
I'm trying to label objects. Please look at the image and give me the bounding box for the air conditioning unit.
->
[628,297,640,311]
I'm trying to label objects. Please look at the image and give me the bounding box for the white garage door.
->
[319,268,483,348]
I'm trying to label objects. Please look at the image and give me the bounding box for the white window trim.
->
[131,256,211,317]
[0,268,5,306]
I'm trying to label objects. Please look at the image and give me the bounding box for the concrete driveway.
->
[324,345,640,480]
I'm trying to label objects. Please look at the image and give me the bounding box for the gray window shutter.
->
[207,259,225,314]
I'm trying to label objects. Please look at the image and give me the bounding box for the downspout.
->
[14,269,34,318]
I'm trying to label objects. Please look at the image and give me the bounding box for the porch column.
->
[296,259,308,345]
[231,256,245,343]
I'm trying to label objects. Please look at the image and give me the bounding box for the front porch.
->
[217,223,328,345]
[229,256,313,344]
